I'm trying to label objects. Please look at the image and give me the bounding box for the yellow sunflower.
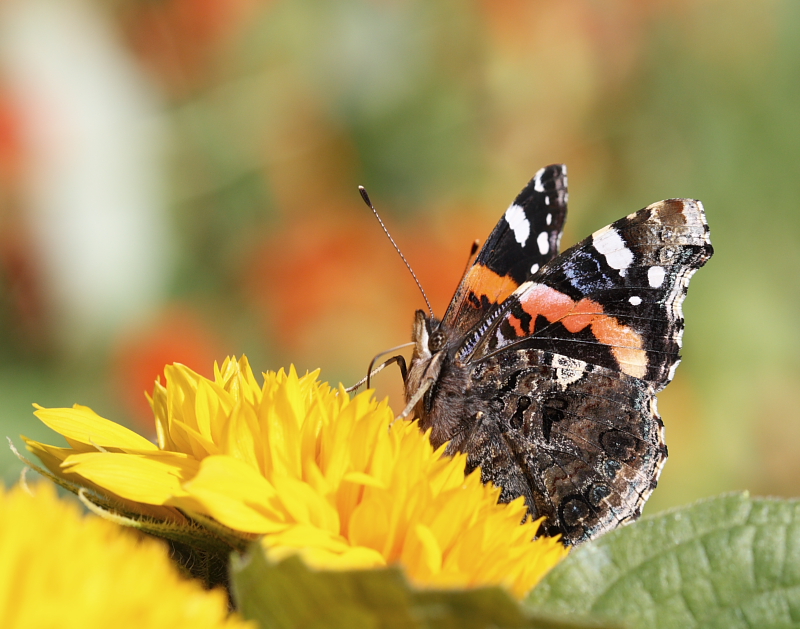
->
[0,481,251,629]
[21,357,567,598]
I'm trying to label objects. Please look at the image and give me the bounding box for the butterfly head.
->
[405,310,473,447]
[410,310,448,362]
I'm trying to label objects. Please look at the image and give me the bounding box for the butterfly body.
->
[404,165,712,545]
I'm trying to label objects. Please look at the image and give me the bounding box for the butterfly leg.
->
[345,352,409,393]
[395,376,433,422]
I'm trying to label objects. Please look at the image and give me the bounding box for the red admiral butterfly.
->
[401,165,713,545]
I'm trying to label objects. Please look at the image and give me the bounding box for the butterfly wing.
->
[461,198,713,391]
[452,348,666,544]
[441,164,568,336]
[442,197,711,543]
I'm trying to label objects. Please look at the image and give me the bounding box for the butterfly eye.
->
[428,330,446,353]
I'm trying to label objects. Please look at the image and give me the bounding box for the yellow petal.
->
[347,493,390,550]
[62,452,197,504]
[272,475,340,533]
[23,438,73,469]
[169,417,221,460]
[404,523,443,578]
[33,404,158,452]
[341,471,386,489]
[264,529,386,571]
[263,523,349,554]
[224,403,262,473]
[183,455,289,533]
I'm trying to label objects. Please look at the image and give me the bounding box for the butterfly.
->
[402,164,713,544]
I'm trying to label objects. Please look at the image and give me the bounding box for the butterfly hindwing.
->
[462,198,713,391]
[449,348,667,543]
[441,164,568,335]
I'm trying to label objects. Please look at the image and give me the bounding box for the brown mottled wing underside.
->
[450,348,666,545]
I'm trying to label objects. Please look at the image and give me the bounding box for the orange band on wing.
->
[518,283,574,322]
[517,283,648,378]
[562,298,602,332]
[507,314,525,337]
[590,312,647,379]
[463,265,520,308]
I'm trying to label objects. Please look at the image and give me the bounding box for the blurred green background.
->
[0,0,797,516]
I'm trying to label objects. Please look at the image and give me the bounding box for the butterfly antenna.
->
[359,186,434,318]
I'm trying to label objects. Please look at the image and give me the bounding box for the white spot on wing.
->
[505,204,530,247]
[546,213,552,225]
[629,296,642,306]
[537,231,549,255]
[592,226,634,274]
[553,355,587,390]
[648,266,666,288]
[530,263,539,274]
[544,196,550,206]
[667,359,681,383]
[533,167,546,192]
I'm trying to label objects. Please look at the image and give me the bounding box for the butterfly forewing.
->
[465,199,713,391]
[441,164,568,336]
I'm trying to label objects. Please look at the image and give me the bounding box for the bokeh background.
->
[0,0,798,516]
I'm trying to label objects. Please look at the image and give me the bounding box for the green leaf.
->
[527,493,800,629]
[230,544,618,629]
